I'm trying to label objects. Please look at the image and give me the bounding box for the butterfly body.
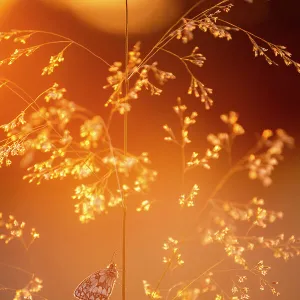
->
[74,263,118,300]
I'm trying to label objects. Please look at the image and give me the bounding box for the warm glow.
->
[0,1,299,300]
[43,0,182,34]
[0,0,16,26]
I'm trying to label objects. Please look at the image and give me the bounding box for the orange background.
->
[0,1,299,299]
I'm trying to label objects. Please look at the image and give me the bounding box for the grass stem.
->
[122,1,130,299]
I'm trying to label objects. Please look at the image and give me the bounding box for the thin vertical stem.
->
[122,205,127,300]
[178,98,186,193]
[180,145,185,191]
[122,1,129,300]
[124,4,129,152]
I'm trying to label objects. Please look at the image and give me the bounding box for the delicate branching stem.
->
[0,286,48,300]
[154,257,173,295]
[214,267,244,273]
[171,258,226,300]
[0,262,33,276]
[0,263,48,300]
[1,78,39,110]
[20,237,29,251]
[195,144,260,226]
[218,18,279,46]
[212,278,231,299]
[134,0,229,75]
[158,47,199,85]
[245,223,255,237]
[197,167,238,220]
[1,79,105,183]
[106,109,114,130]
[24,40,70,48]
[156,0,208,46]
[22,30,111,66]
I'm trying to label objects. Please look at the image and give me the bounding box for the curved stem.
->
[217,18,276,45]
[106,109,115,130]
[196,142,261,224]
[134,0,227,76]
[196,166,238,221]
[24,30,111,66]
[171,258,226,300]
[154,258,173,295]
[0,262,33,276]
[158,47,197,82]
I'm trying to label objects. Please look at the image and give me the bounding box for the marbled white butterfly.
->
[74,263,118,300]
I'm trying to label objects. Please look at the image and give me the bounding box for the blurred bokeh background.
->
[0,0,299,299]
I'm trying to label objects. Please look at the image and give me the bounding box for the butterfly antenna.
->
[110,251,117,263]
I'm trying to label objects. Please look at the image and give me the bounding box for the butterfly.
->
[74,263,118,300]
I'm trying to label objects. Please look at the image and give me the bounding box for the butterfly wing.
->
[74,266,117,300]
